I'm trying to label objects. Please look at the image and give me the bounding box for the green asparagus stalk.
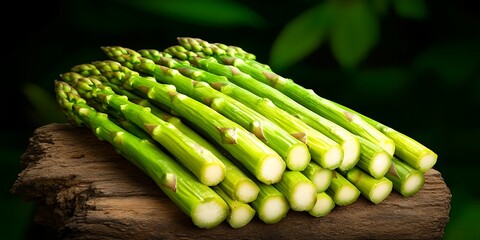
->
[273,171,317,211]
[301,162,333,193]
[101,47,287,184]
[177,37,396,156]
[212,186,256,228]
[59,74,226,186]
[356,136,392,179]
[329,100,437,172]
[385,157,425,197]
[98,53,311,172]
[308,192,335,218]
[54,80,228,229]
[339,167,393,204]
[164,47,358,170]
[74,62,261,202]
[326,171,361,206]
[138,50,349,171]
[250,180,290,224]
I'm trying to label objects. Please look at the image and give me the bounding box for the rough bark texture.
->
[11,123,451,240]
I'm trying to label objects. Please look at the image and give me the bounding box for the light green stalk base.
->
[274,171,317,211]
[356,137,392,179]
[213,186,256,228]
[191,199,230,229]
[386,157,425,197]
[339,139,362,171]
[341,167,393,204]
[326,171,360,206]
[302,162,333,193]
[308,192,335,217]
[250,182,290,224]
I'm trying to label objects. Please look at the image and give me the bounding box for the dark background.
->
[3,0,479,239]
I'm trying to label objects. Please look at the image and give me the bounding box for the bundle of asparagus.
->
[54,37,437,229]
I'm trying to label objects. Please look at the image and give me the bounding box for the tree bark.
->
[11,123,451,240]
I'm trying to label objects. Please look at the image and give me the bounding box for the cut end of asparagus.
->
[382,139,396,156]
[311,169,333,193]
[339,138,361,171]
[257,195,289,224]
[235,179,260,203]
[400,171,425,197]
[201,163,226,186]
[322,145,344,170]
[256,154,286,184]
[227,203,256,228]
[285,143,311,171]
[308,192,335,217]
[417,152,438,172]
[370,153,392,179]
[288,181,317,211]
[333,185,360,206]
[191,198,229,229]
[368,180,393,204]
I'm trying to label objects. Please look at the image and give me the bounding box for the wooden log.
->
[11,123,451,240]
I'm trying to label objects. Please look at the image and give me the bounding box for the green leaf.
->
[392,0,427,19]
[330,0,380,69]
[115,0,265,28]
[269,2,333,71]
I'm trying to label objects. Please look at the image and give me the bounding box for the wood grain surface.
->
[11,123,451,240]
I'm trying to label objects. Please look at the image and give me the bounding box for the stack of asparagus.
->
[54,37,437,229]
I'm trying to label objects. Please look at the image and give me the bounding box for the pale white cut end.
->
[382,140,396,156]
[401,171,425,197]
[339,139,361,170]
[370,153,391,179]
[369,181,393,204]
[286,143,311,171]
[418,152,438,172]
[192,199,228,229]
[309,192,335,217]
[289,182,317,211]
[335,186,360,206]
[258,196,289,224]
[258,154,286,184]
[228,204,256,228]
[312,169,333,193]
[235,180,260,203]
[201,164,225,186]
[323,145,343,170]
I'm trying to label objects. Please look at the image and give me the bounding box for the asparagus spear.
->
[250,180,290,224]
[95,55,311,172]
[212,186,256,228]
[138,49,348,170]
[326,171,361,206]
[330,100,437,172]
[356,136,392,179]
[177,37,396,156]
[75,62,261,203]
[273,170,317,211]
[164,47,359,170]
[308,192,335,218]
[301,162,333,193]
[54,80,228,229]
[386,157,425,197]
[339,167,393,204]
[101,47,287,184]
[59,74,226,186]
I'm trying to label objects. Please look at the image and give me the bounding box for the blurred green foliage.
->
[4,0,479,239]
